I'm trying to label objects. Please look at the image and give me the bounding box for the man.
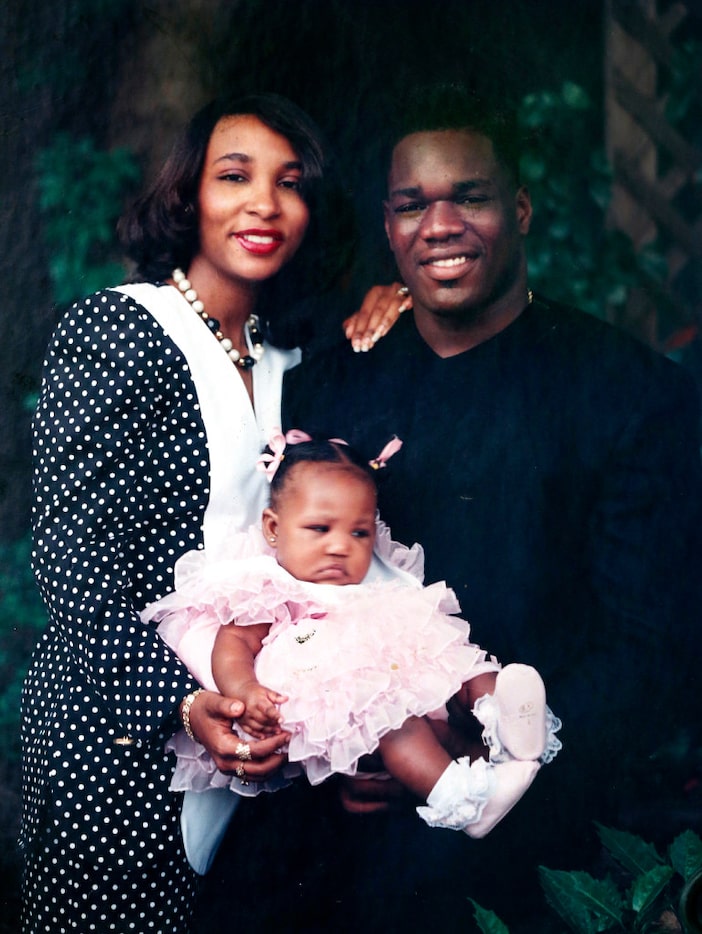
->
[278,87,702,929]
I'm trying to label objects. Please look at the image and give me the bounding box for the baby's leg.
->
[452,671,498,716]
[380,713,545,839]
[412,667,561,837]
[379,718,502,834]
[377,716,452,800]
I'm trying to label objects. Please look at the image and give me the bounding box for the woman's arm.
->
[32,290,287,778]
[31,291,199,743]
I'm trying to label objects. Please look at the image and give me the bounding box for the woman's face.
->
[193,114,310,287]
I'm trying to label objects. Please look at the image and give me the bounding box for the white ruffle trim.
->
[373,518,425,582]
[416,757,494,830]
[166,729,302,798]
[472,694,562,765]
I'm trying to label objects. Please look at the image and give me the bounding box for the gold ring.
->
[235,763,249,785]
[235,742,252,761]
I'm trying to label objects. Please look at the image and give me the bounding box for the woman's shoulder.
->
[47,284,189,359]
[53,284,165,331]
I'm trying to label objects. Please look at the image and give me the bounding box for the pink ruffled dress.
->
[143,522,499,795]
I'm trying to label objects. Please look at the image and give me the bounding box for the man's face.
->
[384,129,532,321]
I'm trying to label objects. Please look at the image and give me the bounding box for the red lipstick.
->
[235,228,285,256]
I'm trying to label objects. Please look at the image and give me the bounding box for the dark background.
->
[1,1,700,929]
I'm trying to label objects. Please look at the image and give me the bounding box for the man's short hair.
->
[386,83,522,186]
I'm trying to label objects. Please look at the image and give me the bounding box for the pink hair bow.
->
[369,435,403,469]
[256,428,313,482]
[284,429,314,445]
[256,429,403,482]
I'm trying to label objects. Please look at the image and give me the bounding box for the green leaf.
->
[669,829,702,881]
[589,176,611,211]
[539,867,626,933]
[468,899,511,933]
[549,220,571,241]
[35,133,140,308]
[596,824,663,876]
[630,864,674,913]
[561,81,591,111]
[519,152,547,182]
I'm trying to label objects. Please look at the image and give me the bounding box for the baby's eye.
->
[307,525,329,533]
[352,529,371,538]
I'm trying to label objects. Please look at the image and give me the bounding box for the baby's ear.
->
[262,508,279,543]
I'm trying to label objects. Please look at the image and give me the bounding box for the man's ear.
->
[516,186,533,235]
[383,201,394,249]
[262,508,279,544]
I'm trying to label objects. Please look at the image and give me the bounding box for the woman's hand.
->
[185,689,289,780]
[343,283,412,353]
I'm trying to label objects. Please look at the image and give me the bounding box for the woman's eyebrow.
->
[213,152,303,171]
[214,151,250,164]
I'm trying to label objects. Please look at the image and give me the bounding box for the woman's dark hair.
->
[118,93,355,343]
[268,439,378,510]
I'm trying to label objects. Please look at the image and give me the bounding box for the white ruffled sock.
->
[416,757,494,831]
[416,756,541,837]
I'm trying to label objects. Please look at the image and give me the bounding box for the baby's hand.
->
[238,681,288,738]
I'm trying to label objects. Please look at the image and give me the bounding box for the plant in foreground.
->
[470,823,702,933]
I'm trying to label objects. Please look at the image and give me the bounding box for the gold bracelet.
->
[181,688,205,743]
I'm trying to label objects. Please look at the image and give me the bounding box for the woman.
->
[21,92,404,932]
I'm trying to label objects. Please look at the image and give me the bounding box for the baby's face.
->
[265,464,376,585]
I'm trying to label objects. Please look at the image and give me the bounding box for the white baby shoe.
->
[464,759,540,838]
[472,663,562,764]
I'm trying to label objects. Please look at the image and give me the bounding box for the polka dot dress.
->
[21,290,213,931]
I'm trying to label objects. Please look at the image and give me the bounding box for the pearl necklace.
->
[172,268,265,369]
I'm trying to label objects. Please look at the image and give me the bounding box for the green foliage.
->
[539,868,626,933]
[0,538,46,762]
[594,824,664,876]
[664,38,702,134]
[518,82,668,321]
[468,898,510,933]
[669,829,702,883]
[538,824,702,933]
[629,865,674,915]
[35,133,140,306]
[470,824,702,933]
